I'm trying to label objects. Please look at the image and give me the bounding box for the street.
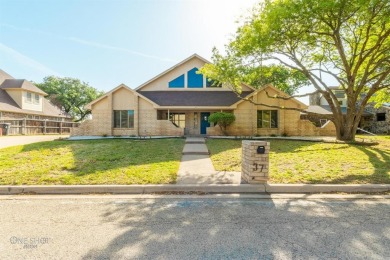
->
[0,195,389,259]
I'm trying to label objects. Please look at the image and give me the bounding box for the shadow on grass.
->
[3,138,185,184]
[207,138,390,184]
[322,144,390,184]
[80,197,390,259]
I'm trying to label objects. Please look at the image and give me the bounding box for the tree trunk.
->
[333,114,359,141]
[335,125,356,141]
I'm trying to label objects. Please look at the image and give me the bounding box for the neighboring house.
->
[0,69,70,121]
[73,54,335,137]
[309,87,390,134]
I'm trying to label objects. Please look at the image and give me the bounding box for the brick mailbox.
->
[241,140,270,184]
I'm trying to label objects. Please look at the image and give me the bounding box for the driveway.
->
[0,135,69,149]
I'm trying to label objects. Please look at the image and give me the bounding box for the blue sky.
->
[1,0,328,104]
[0,0,258,88]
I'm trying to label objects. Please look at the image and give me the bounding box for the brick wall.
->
[241,141,270,184]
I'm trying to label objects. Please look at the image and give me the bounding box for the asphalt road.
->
[0,195,389,259]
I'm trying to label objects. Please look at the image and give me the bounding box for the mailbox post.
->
[241,140,270,184]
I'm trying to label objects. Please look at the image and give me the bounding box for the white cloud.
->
[0,42,61,76]
[68,37,178,63]
[0,23,177,63]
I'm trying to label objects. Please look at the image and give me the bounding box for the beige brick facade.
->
[72,55,336,137]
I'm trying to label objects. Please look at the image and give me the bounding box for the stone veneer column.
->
[241,140,270,184]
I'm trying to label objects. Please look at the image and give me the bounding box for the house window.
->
[206,78,222,88]
[34,94,40,104]
[169,113,185,128]
[257,110,278,128]
[334,90,345,98]
[169,74,185,88]
[26,92,32,103]
[376,113,386,121]
[113,110,134,128]
[187,68,203,88]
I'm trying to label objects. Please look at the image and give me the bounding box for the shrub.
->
[208,112,236,135]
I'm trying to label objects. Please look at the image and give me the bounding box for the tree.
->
[208,112,236,135]
[202,49,310,95]
[35,76,104,122]
[200,0,390,141]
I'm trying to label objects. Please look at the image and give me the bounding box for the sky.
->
[0,0,318,104]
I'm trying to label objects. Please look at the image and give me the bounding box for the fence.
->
[0,119,79,135]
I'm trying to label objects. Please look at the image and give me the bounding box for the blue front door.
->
[200,112,210,135]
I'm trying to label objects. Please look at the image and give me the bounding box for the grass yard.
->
[0,138,185,185]
[207,135,390,184]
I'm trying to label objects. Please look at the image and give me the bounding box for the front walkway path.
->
[177,137,241,184]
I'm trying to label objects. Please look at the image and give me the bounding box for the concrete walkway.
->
[177,137,241,184]
[0,135,69,149]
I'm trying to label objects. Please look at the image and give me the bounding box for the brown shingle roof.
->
[0,69,14,84]
[0,79,47,95]
[137,91,253,107]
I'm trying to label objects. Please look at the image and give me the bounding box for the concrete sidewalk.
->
[177,137,241,184]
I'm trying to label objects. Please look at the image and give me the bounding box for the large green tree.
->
[35,76,104,122]
[200,0,390,141]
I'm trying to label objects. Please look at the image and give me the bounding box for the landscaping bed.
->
[207,135,390,184]
[0,138,185,185]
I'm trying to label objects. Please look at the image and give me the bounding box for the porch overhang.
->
[156,106,233,111]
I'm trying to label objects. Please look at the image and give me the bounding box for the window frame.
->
[113,110,134,129]
[169,113,186,128]
[34,94,40,104]
[26,92,32,103]
[257,110,279,129]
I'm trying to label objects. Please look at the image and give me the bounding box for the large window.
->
[169,113,185,128]
[113,110,134,128]
[257,110,278,128]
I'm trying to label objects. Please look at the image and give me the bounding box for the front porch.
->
[157,109,233,136]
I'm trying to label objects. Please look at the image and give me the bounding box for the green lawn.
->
[207,135,390,184]
[0,138,185,185]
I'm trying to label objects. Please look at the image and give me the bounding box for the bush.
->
[208,112,236,135]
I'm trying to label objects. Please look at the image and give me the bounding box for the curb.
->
[0,184,389,195]
[0,184,265,195]
[264,184,390,193]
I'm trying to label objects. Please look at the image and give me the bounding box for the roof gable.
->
[0,79,47,95]
[135,54,210,91]
[86,84,158,109]
[232,84,307,108]
[0,69,14,84]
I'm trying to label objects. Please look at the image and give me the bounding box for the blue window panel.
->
[187,68,203,88]
[169,74,185,88]
[206,78,222,88]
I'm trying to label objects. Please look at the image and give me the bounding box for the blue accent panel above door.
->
[187,68,203,88]
[169,74,185,88]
